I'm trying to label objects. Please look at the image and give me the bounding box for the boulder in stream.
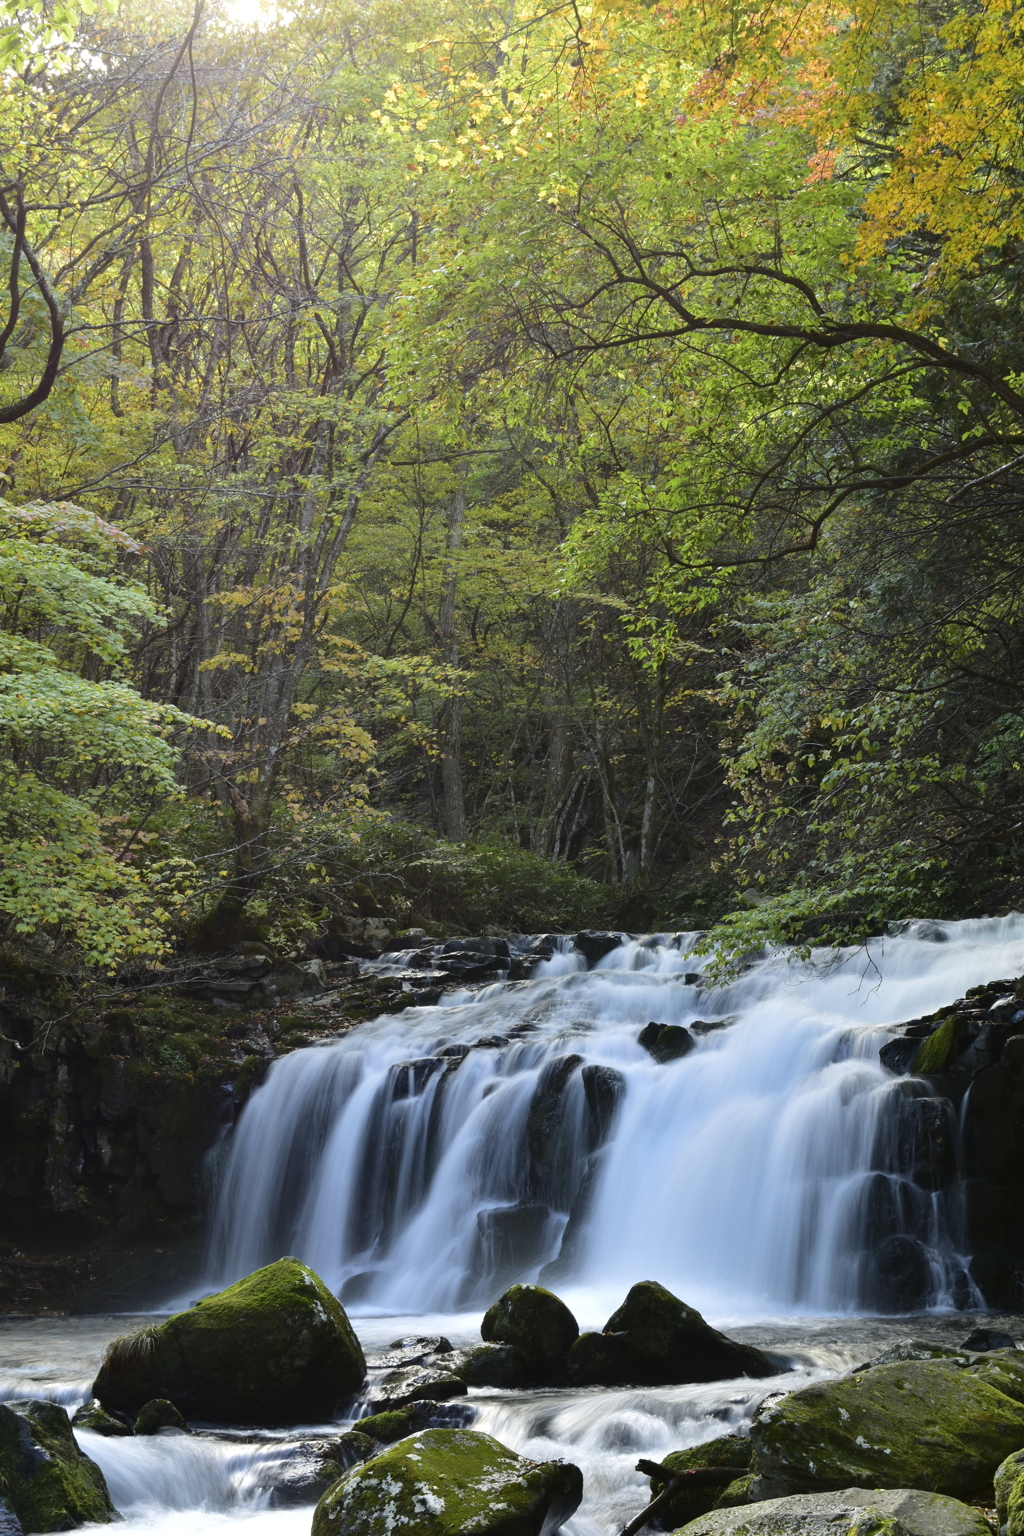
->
[996,1448,1024,1536]
[749,1355,1024,1501]
[432,1343,530,1389]
[568,1281,777,1387]
[262,1434,374,1507]
[0,1398,115,1530]
[311,1426,583,1536]
[134,1398,189,1434]
[481,1283,579,1382]
[92,1256,366,1425]
[69,1402,131,1437]
[638,1022,695,1063]
[364,1365,468,1413]
[645,1434,752,1530]
[677,1487,990,1536]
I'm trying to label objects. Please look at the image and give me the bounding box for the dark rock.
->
[481,1283,580,1381]
[638,1022,695,1063]
[93,1257,366,1425]
[441,938,510,959]
[311,1427,583,1536]
[435,1043,471,1059]
[476,1204,554,1287]
[570,1280,777,1387]
[870,1234,932,1312]
[383,935,439,952]
[646,1434,752,1530]
[566,1330,634,1386]
[690,1017,738,1035]
[264,1435,372,1507]
[382,1335,455,1361]
[0,1398,115,1530]
[574,931,627,965]
[894,1094,958,1190]
[364,1366,467,1413]
[432,1343,530,1389]
[685,1488,990,1536]
[581,1064,624,1149]
[134,1398,189,1434]
[70,1402,132,1437]
[0,1497,22,1536]
[539,1150,606,1283]
[961,1328,1017,1351]
[527,1054,584,1204]
[880,1034,926,1075]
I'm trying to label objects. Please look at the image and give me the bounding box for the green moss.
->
[750,1359,1024,1501]
[94,1257,366,1426]
[647,1435,752,1528]
[354,1408,415,1443]
[311,1427,583,1536]
[480,1284,579,1380]
[0,1399,114,1530]
[996,1449,1024,1536]
[911,1016,970,1075]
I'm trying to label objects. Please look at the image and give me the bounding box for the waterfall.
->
[207,915,1024,1317]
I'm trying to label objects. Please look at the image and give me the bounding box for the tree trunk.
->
[438,480,467,841]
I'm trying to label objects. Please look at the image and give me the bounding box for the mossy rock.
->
[996,1448,1024,1536]
[69,1402,132,1437]
[481,1285,579,1381]
[749,1358,1024,1502]
[569,1281,776,1387]
[911,1017,972,1076]
[676,1487,991,1536]
[134,1398,189,1434]
[311,1427,583,1536]
[646,1435,752,1529]
[93,1257,366,1426]
[433,1344,529,1389]
[354,1407,416,1443]
[0,1398,115,1531]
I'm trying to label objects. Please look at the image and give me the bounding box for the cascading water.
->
[208,914,1024,1317]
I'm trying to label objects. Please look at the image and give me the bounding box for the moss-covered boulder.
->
[134,1399,189,1434]
[638,1023,695,1063]
[568,1282,776,1387]
[353,1408,417,1443]
[311,1427,582,1536]
[996,1448,1024,1536]
[365,1365,467,1413]
[676,1487,990,1536]
[0,1399,115,1531]
[433,1344,529,1389]
[69,1403,131,1438]
[645,1435,752,1529]
[481,1285,579,1382]
[749,1358,1024,1501]
[93,1257,366,1425]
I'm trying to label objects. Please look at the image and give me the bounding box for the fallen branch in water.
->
[618,1463,749,1536]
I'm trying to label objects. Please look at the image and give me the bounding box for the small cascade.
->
[207,916,1024,1316]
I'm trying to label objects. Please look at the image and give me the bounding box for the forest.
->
[3,0,1024,972]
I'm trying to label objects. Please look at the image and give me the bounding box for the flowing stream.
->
[5,915,1024,1535]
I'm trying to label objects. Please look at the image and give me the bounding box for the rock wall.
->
[881,976,1024,1307]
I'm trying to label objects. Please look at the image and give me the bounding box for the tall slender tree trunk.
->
[439,480,467,841]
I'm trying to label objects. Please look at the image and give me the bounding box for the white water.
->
[208,915,1024,1318]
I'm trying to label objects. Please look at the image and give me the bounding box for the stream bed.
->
[2,1309,1021,1536]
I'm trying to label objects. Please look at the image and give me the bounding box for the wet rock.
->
[476,1205,555,1289]
[569,1281,777,1388]
[311,1427,583,1536]
[995,1448,1024,1536]
[566,1330,634,1386]
[364,1365,467,1413]
[263,1434,372,1508]
[481,1283,580,1382]
[870,1234,932,1312]
[374,1336,454,1367]
[574,931,627,966]
[527,1055,584,1205]
[442,937,510,959]
[859,1339,968,1370]
[134,1398,189,1434]
[580,1064,624,1149]
[0,1398,115,1530]
[646,1434,752,1530]
[638,1022,695,1063]
[432,1343,529,1390]
[69,1402,132,1437]
[93,1257,366,1425]
[894,1094,958,1191]
[961,1328,1017,1351]
[352,1408,417,1443]
[748,1356,1024,1500]
[0,1497,22,1536]
[678,1487,990,1536]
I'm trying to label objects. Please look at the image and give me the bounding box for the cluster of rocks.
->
[878,971,1024,1305]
